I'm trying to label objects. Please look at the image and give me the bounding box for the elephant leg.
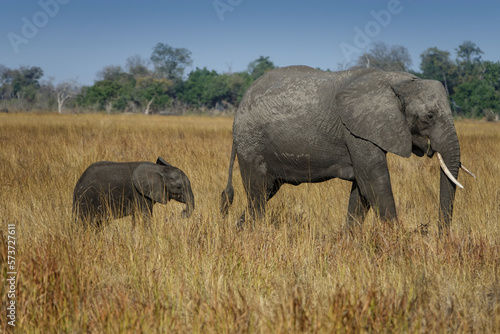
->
[347,136,398,224]
[237,177,281,229]
[358,170,397,223]
[345,181,371,230]
[132,198,153,229]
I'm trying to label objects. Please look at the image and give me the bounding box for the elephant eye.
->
[427,110,437,120]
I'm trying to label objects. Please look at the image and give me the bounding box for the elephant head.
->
[133,157,195,218]
[337,70,471,232]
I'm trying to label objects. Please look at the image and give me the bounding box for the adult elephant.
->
[220,66,474,233]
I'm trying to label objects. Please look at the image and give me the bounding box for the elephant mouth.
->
[411,136,435,158]
[413,137,474,189]
[412,142,434,158]
[422,138,475,188]
[411,145,426,157]
[425,138,435,158]
[171,193,185,202]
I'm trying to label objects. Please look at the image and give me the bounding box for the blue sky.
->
[1,0,499,86]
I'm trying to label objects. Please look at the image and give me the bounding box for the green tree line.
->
[1,41,499,118]
[355,41,500,119]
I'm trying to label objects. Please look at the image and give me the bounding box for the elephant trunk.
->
[181,181,195,218]
[430,121,461,234]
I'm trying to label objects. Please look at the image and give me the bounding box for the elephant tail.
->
[220,140,236,216]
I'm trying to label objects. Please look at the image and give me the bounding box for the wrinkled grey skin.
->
[221,66,462,234]
[73,157,194,226]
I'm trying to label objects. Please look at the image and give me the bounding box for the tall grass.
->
[1,113,499,332]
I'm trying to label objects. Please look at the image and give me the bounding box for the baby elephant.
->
[73,157,194,226]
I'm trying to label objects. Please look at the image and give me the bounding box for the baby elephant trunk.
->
[180,180,195,218]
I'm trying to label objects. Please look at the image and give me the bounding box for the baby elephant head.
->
[132,157,195,218]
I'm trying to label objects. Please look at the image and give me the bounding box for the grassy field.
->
[1,113,499,333]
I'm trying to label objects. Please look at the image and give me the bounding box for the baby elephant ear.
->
[132,164,168,204]
[337,72,412,158]
[156,156,172,167]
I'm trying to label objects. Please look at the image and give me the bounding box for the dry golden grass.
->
[0,113,499,333]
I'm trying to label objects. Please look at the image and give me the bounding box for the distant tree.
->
[248,56,275,80]
[0,65,13,99]
[37,77,57,110]
[150,43,193,81]
[204,74,231,108]
[86,65,137,112]
[79,80,123,112]
[0,64,8,84]
[179,67,219,107]
[126,55,150,78]
[455,41,484,83]
[482,61,500,90]
[420,47,457,95]
[55,79,81,114]
[456,40,483,65]
[132,77,172,114]
[178,67,252,109]
[96,65,125,82]
[356,42,412,72]
[6,66,44,99]
[226,71,253,105]
[19,86,37,103]
[453,79,498,117]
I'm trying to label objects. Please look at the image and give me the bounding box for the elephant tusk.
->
[436,152,464,189]
[460,163,476,178]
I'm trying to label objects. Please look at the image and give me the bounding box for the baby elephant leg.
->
[132,197,154,229]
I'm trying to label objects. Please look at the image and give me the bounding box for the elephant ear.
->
[156,156,173,167]
[132,164,168,204]
[336,72,412,158]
